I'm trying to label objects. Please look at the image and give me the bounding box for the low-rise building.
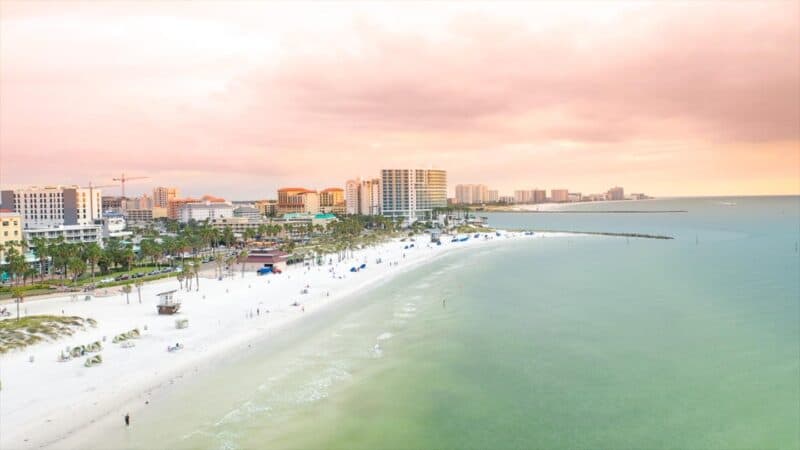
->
[499,196,515,204]
[178,201,234,223]
[209,217,264,234]
[255,200,278,217]
[96,212,132,239]
[23,224,103,250]
[242,248,290,272]
[126,209,154,224]
[233,206,261,219]
[0,210,23,262]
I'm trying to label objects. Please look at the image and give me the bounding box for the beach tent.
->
[359,263,366,269]
[350,267,357,272]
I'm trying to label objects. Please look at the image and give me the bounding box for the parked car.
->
[100,277,114,283]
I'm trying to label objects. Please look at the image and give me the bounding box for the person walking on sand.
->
[124,413,130,427]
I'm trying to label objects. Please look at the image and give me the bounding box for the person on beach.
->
[124,413,130,427]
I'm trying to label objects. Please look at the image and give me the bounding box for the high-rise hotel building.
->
[345,178,381,216]
[0,185,102,229]
[381,169,447,221]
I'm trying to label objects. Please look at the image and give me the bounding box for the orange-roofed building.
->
[319,188,345,215]
[277,188,319,215]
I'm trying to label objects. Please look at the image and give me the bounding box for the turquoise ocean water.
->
[99,197,799,450]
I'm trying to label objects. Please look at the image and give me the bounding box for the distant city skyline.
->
[1,1,798,198]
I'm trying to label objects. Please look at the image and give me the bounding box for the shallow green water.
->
[104,197,799,450]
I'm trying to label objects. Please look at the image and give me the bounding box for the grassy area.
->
[454,224,495,233]
[0,315,97,354]
[0,266,179,300]
[93,271,179,289]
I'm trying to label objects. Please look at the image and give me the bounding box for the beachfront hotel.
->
[345,178,382,216]
[0,185,102,229]
[319,188,346,215]
[277,188,318,215]
[381,169,447,221]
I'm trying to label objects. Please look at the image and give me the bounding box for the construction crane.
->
[80,182,116,218]
[112,173,150,198]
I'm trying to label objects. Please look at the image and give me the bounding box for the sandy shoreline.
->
[0,231,559,449]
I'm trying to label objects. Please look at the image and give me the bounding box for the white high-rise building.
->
[360,178,381,216]
[381,169,447,221]
[345,178,382,215]
[345,179,361,215]
[1,185,102,229]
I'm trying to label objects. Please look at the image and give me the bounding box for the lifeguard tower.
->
[156,290,181,315]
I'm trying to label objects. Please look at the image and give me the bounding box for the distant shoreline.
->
[509,229,675,240]
[483,210,688,214]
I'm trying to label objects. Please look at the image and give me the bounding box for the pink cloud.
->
[0,1,797,198]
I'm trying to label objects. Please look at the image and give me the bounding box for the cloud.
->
[0,1,797,197]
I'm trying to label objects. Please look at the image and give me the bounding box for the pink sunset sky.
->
[1,1,798,199]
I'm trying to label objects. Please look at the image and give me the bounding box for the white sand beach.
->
[0,231,555,449]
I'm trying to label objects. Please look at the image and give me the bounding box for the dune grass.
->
[0,315,97,354]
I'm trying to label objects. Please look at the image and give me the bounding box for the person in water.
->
[124,413,130,426]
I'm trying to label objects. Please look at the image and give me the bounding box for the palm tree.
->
[222,227,235,248]
[239,249,249,278]
[83,242,102,283]
[30,237,49,280]
[11,286,24,321]
[257,224,267,241]
[243,228,255,244]
[135,280,144,304]
[122,248,136,272]
[67,257,86,283]
[122,283,132,304]
[5,245,28,286]
[193,260,200,291]
[214,256,224,279]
